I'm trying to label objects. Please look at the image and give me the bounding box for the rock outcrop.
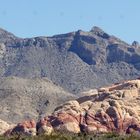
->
[0,119,14,135]
[35,79,140,134]
[0,43,6,58]
[10,120,36,136]
[5,79,140,136]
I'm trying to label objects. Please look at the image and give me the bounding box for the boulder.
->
[10,120,36,136]
[0,119,14,135]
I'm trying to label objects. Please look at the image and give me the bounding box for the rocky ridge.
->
[0,27,140,93]
[1,79,140,135]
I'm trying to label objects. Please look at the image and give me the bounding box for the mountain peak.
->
[0,27,16,39]
[90,26,110,39]
[90,26,104,33]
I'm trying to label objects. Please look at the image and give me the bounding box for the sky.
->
[0,0,140,44]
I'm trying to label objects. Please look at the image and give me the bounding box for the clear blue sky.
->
[0,0,139,44]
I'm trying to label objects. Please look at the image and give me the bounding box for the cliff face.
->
[2,79,140,135]
[0,27,140,93]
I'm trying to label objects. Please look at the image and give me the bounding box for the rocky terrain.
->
[1,26,140,135]
[35,78,140,135]
[0,27,140,94]
[1,79,140,135]
[0,76,76,123]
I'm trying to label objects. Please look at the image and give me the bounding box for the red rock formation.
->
[3,79,140,135]
[10,120,36,136]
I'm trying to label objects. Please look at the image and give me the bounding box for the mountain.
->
[1,26,140,135]
[0,76,76,123]
[0,26,140,94]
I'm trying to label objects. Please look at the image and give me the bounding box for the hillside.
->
[0,76,76,123]
[0,26,140,93]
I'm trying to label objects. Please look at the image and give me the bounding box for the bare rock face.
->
[0,43,6,58]
[10,120,36,136]
[35,79,140,134]
[0,119,14,135]
[37,117,54,135]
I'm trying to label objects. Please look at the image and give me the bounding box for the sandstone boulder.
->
[10,120,36,136]
[0,119,14,135]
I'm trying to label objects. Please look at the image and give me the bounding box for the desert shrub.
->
[1,132,140,140]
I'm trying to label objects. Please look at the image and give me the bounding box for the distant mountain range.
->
[0,26,140,93]
[0,26,140,123]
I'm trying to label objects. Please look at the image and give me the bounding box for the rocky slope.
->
[0,76,76,123]
[0,27,140,93]
[1,78,140,135]
[1,26,140,135]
